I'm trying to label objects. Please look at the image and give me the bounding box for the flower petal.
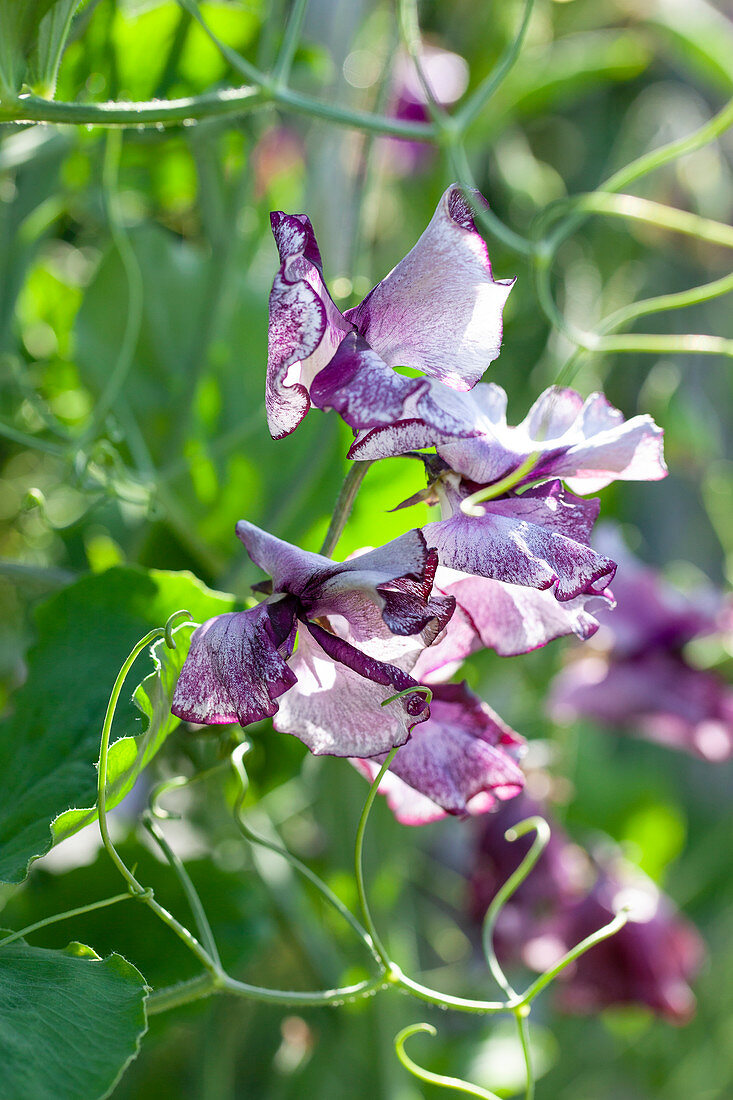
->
[273,623,427,756]
[266,212,352,439]
[414,569,613,673]
[424,483,616,601]
[171,600,298,726]
[352,681,524,824]
[345,185,514,390]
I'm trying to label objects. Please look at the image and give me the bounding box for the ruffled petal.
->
[171,599,298,726]
[311,332,492,436]
[413,569,613,673]
[424,483,616,601]
[273,624,427,756]
[351,681,524,824]
[345,186,514,390]
[236,521,454,643]
[266,212,353,439]
[437,386,666,491]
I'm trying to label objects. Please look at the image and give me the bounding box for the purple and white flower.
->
[351,681,525,825]
[266,186,515,439]
[172,522,454,757]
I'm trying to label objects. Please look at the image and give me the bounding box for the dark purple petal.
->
[311,332,490,436]
[377,547,455,641]
[550,652,733,762]
[345,185,514,391]
[273,624,426,756]
[171,599,298,726]
[352,681,525,824]
[424,483,615,601]
[267,212,353,439]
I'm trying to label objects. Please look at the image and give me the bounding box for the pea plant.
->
[0,2,730,1098]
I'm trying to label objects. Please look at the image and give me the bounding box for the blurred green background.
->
[1,0,732,1097]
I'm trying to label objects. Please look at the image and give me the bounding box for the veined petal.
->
[413,569,613,673]
[267,212,353,439]
[171,600,298,726]
[351,682,524,825]
[273,623,427,756]
[346,185,514,390]
[425,484,615,601]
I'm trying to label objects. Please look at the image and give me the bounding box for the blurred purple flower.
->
[351,681,525,825]
[171,522,454,757]
[266,186,514,439]
[550,535,733,761]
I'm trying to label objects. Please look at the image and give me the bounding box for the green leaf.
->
[28,0,84,98]
[0,938,147,1100]
[0,566,235,884]
[0,0,61,98]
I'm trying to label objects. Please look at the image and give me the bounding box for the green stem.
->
[516,909,629,1007]
[229,745,379,961]
[0,893,134,948]
[460,453,540,516]
[142,814,222,968]
[272,0,310,86]
[0,419,67,456]
[147,970,390,1014]
[394,971,507,1014]
[450,143,534,256]
[354,746,400,970]
[394,1023,502,1100]
[457,0,535,130]
[319,460,373,557]
[515,1011,535,1100]
[481,817,550,996]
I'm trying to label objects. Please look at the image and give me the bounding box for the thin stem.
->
[354,746,400,970]
[394,971,507,1015]
[0,419,67,456]
[97,627,166,895]
[147,971,390,1015]
[394,1023,502,1100]
[397,0,450,127]
[460,453,540,516]
[319,460,372,557]
[515,1011,535,1100]
[516,909,629,1007]
[272,0,310,86]
[457,0,535,130]
[601,96,733,195]
[481,817,550,997]
[229,745,380,961]
[0,893,135,948]
[142,814,222,968]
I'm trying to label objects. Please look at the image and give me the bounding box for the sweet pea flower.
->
[550,535,733,761]
[171,522,454,757]
[351,681,525,825]
[351,384,665,663]
[266,186,514,440]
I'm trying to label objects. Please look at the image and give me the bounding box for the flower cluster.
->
[550,532,733,762]
[171,184,667,824]
[469,793,704,1022]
